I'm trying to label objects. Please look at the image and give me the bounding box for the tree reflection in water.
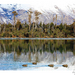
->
[0,40,75,64]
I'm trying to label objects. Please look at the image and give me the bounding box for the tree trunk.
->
[14,47,15,61]
[14,15,15,29]
[3,44,6,52]
[3,24,6,32]
[0,44,1,53]
[73,22,75,37]
[52,15,54,30]
[73,41,75,56]
[29,17,31,31]
[35,46,38,62]
[28,45,31,62]
[0,23,1,33]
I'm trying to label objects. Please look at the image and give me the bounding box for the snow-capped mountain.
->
[0,4,75,25]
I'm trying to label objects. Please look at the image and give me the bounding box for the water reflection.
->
[0,40,75,64]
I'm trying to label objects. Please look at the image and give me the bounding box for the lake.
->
[0,39,75,70]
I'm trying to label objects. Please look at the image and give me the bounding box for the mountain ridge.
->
[0,4,75,25]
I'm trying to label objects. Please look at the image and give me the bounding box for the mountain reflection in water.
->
[0,40,75,70]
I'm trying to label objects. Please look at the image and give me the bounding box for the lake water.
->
[0,39,75,70]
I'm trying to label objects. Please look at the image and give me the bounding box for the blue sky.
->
[0,0,75,12]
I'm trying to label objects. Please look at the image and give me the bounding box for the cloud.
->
[0,0,75,12]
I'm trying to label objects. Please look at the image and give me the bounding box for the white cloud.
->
[0,0,75,11]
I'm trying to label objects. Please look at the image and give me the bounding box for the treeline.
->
[0,9,75,38]
[0,22,74,38]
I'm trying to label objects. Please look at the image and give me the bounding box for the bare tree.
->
[12,11,18,29]
[0,23,1,33]
[34,10,41,29]
[3,23,6,33]
[73,20,75,37]
[52,14,56,30]
[55,6,63,24]
[56,14,57,25]
[41,10,50,33]
[55,14,57,30]
[28,8,33,31]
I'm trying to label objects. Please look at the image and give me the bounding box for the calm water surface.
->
[0,39,75,70]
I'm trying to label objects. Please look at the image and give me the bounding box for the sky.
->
[0,0,75,12]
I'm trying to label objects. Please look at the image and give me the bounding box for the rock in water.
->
[48,64,54,67]
[62,64,68,67]
[22,64,27,67]
[32,62,37,65]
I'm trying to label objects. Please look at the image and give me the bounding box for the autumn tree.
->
[12,11,18,29]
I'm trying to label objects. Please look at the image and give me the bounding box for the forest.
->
[0,9,75,38]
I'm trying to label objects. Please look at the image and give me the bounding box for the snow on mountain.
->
[0,4,75,25]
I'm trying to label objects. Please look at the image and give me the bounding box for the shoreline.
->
[0,37,75,40]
